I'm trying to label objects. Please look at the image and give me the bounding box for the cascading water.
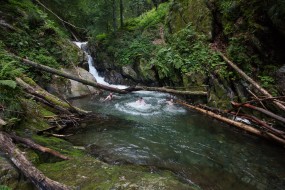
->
[72,42,285,190]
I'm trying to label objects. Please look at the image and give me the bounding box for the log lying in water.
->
[0,132,71,190]
[177,100,285,146]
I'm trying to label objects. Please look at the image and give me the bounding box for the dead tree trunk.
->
[219,52,285,112]
[231,102,285,125]
[0,132,71,190]
[10,134,69,160]
[177,100,285,146]
[17,57,128,94]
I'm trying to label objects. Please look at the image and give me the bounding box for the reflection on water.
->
[69,92,285,190]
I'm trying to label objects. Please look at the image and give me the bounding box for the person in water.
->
[104,92,113,101]
[166,98,174,106]
[136,97,146,105]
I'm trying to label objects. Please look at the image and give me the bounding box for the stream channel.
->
[69,42,285,190]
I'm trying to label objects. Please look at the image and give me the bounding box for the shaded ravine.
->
[70,42,285,190]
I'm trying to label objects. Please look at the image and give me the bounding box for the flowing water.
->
[70,42,285,190]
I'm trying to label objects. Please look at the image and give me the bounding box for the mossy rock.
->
[38,155,197,190]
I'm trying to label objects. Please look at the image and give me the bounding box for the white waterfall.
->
[74,41,127,89]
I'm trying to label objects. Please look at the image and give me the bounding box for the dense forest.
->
[1,0,285,189]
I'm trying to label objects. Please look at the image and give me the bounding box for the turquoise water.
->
[69,91,285,190]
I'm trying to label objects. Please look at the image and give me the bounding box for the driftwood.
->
[219,52,285,112]
[0,132,71,190]
[177,100,285,146]
[10,134,69,160]
[231,102,285,125]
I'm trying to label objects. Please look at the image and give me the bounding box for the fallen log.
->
[10,134,69,160]
[125,86,207,96]
[177,100,285,146]
[11,55,208,96]
[16,77,88,115]
[17,56,127,94]
[229,112,285,138]
[0,132,71,190]
[219,52,285,112]
[199,104,285,138]
[231,102,285,125]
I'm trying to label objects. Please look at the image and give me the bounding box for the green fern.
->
[0,80,17,89]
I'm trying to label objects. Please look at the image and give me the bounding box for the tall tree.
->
[120,0,124,27]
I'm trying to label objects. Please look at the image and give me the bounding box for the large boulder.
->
[48,67,99,99]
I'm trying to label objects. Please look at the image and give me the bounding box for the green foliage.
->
[258,75,277,96]
[96,33,108,41]
[125,3,169,30]
[0,80,17,89]
[116,35,155,65]
[0,185,11,190]
[227,37,262,74]
[149,25,225,80]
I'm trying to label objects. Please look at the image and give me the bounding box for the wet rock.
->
[104,70,125,84]
[276,65,285,95]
